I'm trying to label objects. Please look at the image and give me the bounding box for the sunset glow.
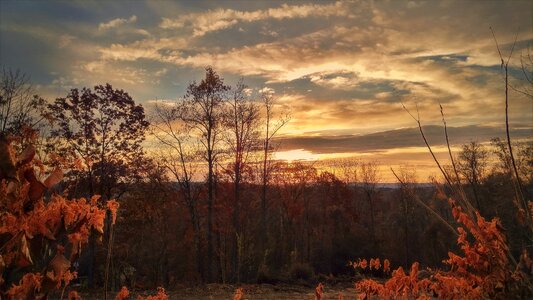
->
[274,149,320,162]
[1,0,531,181]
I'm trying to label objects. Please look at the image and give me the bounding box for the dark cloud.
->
[276,125,533,154]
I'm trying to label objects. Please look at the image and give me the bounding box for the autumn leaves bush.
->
[0,132,116,299]
[0,129,173,299]
[353,198,533,299]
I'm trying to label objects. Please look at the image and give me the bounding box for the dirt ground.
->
[78,283,360,299]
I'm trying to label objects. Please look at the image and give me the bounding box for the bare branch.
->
[391,167,458,236]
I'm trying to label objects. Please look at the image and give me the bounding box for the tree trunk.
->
[260,143,268,256]
[232,165,241,282]
[207,148,214,282]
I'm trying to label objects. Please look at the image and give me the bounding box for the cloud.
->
[3,0,532,150]
[98,15,137,31]
[99,36,187,61]
[309,71,361,90]
[259,87,275,94]
[276,125,533,154]
[58,34,76,48]
[159,2,351,36]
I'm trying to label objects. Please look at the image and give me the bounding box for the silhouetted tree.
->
[395,166,418,267]
[222,80,260,282]
[179,67,229,282]
[151,101,205,282]
[360,161,380,250]
[457,141,488,211]
[259,92,289,256]
[0,68,45,138]
[47,83,149,288]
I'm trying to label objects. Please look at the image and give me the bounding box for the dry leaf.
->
[17,145,35,166]
[69,290,83,300]
[44,167,63,188]
[24,169,46,202]
[49,252,70,280]
[18,235,33,267]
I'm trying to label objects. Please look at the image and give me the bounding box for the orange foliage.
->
[370,258,381,270]
[116,286,130,300]
[0,133,116,298]
[142,287,169,300]
[107,199,120,225]
[359,259,367,269]
[314,283,324,300]
[354,198,533,299]
[5,273,43,299]
[353,257,386,272]
[383,259,391,273]
[115,286,168,300]
[233,287,244,300]
[68,290,82,300]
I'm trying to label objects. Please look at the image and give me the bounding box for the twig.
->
[439,104,461,187]
[439,104,469,203]
[60,283,67,300]
[490,27,529,221]
[401,103,476,217]
[391,167,458,236]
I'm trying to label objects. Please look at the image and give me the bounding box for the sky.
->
[1,0,532,181]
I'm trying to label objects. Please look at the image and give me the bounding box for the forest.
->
[0,57,532,299]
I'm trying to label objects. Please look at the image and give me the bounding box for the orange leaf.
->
[17,235,33,267]
[107,200,120,225]
[24,168,46,202]
[49,253,70,280]
[115,286,130,300]
[69,290,83,300]
[17,145,35,166]
[44,167,63,188]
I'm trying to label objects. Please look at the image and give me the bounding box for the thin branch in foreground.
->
[490,27,529,221]
[391,167,458,236]
[440,104,461,185]
[401,102,476,217]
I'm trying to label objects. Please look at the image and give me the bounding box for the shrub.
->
[354,198,533,299]
[0,132,114,299]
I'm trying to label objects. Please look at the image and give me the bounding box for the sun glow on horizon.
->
[274,149,320,162]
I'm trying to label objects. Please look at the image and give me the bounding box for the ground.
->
[78,283,359,299]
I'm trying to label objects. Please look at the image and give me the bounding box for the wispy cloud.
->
[98,15,137,31]
[159,2,352,36]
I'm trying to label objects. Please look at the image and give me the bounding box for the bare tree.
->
[221,80,260,282]
[259,91,290,255]
[395,166,417,267]
[337,157,359,185]
[150,101,205,282]
[457,141,488,211]
[0,68,45,136]
[179,67,229,282]
[360,161,380,248]
[508,47,533,99]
